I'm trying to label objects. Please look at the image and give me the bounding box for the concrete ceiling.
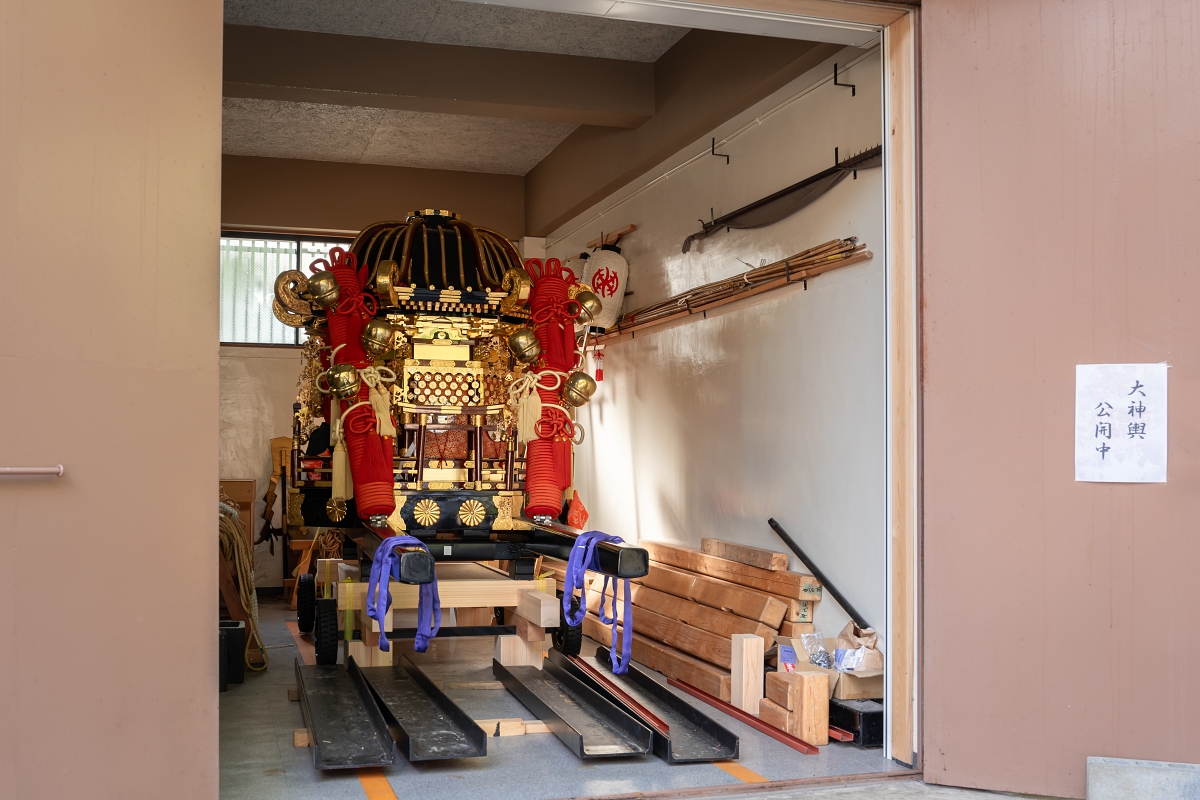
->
[222,0,687,174]
[224,0,687,62]
[223,97,577,175]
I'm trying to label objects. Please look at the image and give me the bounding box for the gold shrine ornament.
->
[412,498,440,528]
[457,499,486,527]
[325,497,348,523]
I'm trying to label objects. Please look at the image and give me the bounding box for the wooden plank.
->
[886,8,918,765]
[582,614,731,701]
[758,697,792,733]
[586,589,732,668]
[789,671,829,746]
[516,590,559,627]
[287,687,299,702]
[730,634,764,715]
[641,541,821,600]
[701,538,788,571]
[590,576,777,640]
[503,608,547,643]
[779,620,816,638]
[338,573,539,611]
[636,563,787,628]
[773,596,815,624]
[474,719,553,736]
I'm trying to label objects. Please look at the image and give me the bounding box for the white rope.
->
[218,499,267,671]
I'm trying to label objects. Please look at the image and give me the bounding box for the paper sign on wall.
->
[1075,363,1167,483]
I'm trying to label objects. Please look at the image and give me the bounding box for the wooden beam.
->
[758,697,792,732]
[338,565,539,611]
[790,671,829,746]
[885,8,918,766]
[636,563,787,628]
[224,25,654,128]
[584,224,637,249]
[641,541,822,600]
[730,634,764,714]
[583,614,731,701]
[503,608,547,643]
[591,577,778,640]
[701,538,789,571]
[587,590,732,668]
[494,634,543,668]
[474,719,552,736]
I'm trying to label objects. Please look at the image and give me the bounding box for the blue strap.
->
[367,536,441,652]
[563,530,632,674]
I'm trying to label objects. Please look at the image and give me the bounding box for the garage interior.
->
[216,1,916,798]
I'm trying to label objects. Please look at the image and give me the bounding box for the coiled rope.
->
[218,497,268,671]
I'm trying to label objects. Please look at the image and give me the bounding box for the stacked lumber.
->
[579,537,821,706]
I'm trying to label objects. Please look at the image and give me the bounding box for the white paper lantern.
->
[581,246,628,331]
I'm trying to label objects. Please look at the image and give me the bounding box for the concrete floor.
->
[710,784,1047,800]
[221,598,931,800]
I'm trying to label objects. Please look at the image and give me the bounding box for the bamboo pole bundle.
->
[594,238,872,344]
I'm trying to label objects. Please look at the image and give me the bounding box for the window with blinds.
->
[219,234,352,344]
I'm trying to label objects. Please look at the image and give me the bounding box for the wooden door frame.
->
[686,0,922,767]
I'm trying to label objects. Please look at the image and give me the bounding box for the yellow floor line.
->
[715,761,770,783]
[357,768,398,799]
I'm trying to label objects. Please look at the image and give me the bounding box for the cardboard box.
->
[832,669,884,700]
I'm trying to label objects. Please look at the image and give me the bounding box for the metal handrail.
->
[0,466,64,477]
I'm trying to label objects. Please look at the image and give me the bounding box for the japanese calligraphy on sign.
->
[1075,363,1167,483]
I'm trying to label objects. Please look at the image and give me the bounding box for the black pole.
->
[767,518,871,630]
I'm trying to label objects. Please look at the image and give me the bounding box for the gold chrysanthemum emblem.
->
[413,499,440,528]
[458,499,486,527]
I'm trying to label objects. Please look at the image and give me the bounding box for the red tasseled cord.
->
[523,258,580,518]
[321,248,395,521]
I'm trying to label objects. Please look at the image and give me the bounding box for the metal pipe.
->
[767,517,870,630]
[0,466,63,477]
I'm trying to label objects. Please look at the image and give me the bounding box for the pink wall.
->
[0,0,222,797]
[921,1,1200,797]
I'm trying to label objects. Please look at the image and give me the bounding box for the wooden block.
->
[766,671,799,711]
[503,608,547,642]
[636,563,787,628]
[293,728,310,747]
[701,538,789,571]
[588,576,777,640]
[517,590,559,627]
[494,634,542,668]
[586,589,731,668]
[641,541,822,601]
[524,720,551,734]
[757,697,793,732]
[357,608,393,634]
[287,687,299,702]
[455,606,495,627]
[583,614,731,701]
[730,634,764,715]
[779,620,816,638]
[346,640,393,668]
[789,671,829,745]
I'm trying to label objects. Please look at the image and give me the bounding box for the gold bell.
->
[361,318,397,359]
[325,363,362,399]
[507,327,542,363]
[307,270,341,308]
[575,290,603,324]
[562,371,597,407]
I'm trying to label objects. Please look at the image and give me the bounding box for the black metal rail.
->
[294,657,397,770]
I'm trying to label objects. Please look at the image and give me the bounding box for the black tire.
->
[297,573,316,633]
[553,595,584,656]
[314,598,339,665]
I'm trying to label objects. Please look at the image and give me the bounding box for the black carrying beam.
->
[584,648,740,763]
[359,655,487,762]
[295,657,397,770]
[768,518,870,629]
[526,522,649,579]
[492,658,651,759]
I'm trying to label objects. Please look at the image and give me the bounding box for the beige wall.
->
[922,1,1200,797]
[0,0,222,798]
[220,346,304,588]
[223,155,525,239]
[549,47,884,648]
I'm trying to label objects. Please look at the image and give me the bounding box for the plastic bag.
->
[799,629,832,669]
[833,646,865,672]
